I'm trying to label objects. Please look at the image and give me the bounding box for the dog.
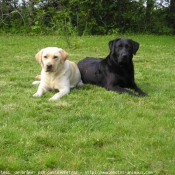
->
[77,38,147,97]
[33,47,82,101]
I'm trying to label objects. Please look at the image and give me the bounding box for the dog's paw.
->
[32,81,40,85]
[139,92,148,97]
[49,94,61,101]
[49,97,59,101]
[33,92,42,97]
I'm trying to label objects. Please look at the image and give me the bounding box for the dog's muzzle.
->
[46,64,53,72]
[118,54,129,64]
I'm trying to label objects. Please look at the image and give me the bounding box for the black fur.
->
[78,38,147,96]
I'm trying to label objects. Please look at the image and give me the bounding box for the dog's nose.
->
[122,54,127,59]
[46,64,52,71]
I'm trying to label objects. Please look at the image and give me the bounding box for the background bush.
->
[0,0,175,35]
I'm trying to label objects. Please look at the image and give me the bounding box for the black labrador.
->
[77,38,147,97]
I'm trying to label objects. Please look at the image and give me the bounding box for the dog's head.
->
[35,47,68,72]
[108,38,139,66]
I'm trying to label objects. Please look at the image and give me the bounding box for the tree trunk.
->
[170,0,175,30]
[170,0,175,13]
[146,0,154,23]
[28,0,35,27]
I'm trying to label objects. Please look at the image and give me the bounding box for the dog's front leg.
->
[107,85,138,96]
[33,84,48,97]
[49,87,70,101]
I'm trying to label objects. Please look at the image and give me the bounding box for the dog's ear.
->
[108,40,115,51]
[132,40,139,55]
[35,49,44,64]
[108,38,121,53]
[60,49,69,63]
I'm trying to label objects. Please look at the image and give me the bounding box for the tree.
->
[145,0,155,31]
[169,0,175,32]
[28,0,35,27]
[115,0,130,30]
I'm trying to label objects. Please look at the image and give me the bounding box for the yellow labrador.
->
[33,47,82,101]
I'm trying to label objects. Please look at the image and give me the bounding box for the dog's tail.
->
[32,75,41,85]
[77,80,84,87]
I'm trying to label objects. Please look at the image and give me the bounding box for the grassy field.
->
[0,34,175,175]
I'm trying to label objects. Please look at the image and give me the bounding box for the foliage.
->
[0,0,174,35]
[0,35,175,174]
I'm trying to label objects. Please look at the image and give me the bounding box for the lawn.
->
[0,34,175,175]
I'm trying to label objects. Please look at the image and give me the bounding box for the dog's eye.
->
[44,56,48,59]
[53,56,58,59]
[118,45,122,49]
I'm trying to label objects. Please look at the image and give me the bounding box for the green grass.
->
[0,34,175,175]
